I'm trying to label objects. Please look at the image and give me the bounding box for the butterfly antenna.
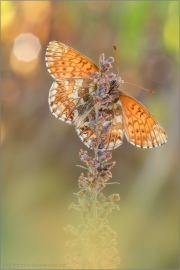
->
[113,44,120,77]
[123,81,154,94]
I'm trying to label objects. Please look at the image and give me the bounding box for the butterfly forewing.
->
[119,93,167,148]
[45,41,99,80]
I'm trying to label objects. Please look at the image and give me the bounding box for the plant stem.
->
[92,82,100,221]
[91,79,101,270]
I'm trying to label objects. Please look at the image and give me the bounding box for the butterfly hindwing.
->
[49,78,96,124]
[76,100,123,150]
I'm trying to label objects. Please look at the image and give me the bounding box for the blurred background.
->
[1,1,179,269]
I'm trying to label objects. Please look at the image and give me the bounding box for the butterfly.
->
[45,41,167,150]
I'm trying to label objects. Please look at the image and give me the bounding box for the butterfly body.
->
[46,41,167,150]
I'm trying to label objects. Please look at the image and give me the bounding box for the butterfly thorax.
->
[106,76,124,101]
[110,76,124,90]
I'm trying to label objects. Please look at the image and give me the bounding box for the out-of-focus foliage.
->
[1,1,179,269]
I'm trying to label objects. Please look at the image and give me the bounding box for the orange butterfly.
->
[45,41,167,150]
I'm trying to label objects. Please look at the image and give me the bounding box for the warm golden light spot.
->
[13,33,41,62]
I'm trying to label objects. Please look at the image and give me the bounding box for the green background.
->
[1,1,179,269]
